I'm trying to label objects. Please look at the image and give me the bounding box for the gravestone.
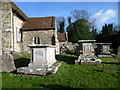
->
[75,40,101,65]
[95,43,112,57]
[117,46,120,59]
[2,53,16,72]
[17,44,61,75]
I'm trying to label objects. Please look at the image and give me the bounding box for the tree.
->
[71,9,90,21]
[100,24,118,36]
[57,17,65,33]
[67,19,92,43]
[66,9,95,43]
[96,23,120,54]
[91,26,97,39]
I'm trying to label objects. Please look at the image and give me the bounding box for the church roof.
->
[9,1,56,30]
[9,2,28,21]
[22,17,55,30]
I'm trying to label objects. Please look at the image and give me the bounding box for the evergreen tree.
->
[67,19,92,43]
[66,9,95,43]
[91,26,97,39]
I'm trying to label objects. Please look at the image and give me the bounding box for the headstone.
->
[2,53,16,72]
[75,40,101,65]
[17,44,61,75]
[117,46,120,59]
[95,43,112,57]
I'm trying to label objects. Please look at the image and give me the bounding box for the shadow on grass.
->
[14,58,30,68]
[40,84,73,88]
[102,62,120,65]
[56,54,77,64]
[94,70,103,72]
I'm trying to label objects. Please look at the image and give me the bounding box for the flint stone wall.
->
[0,2,16,72]
[0,2,12,53]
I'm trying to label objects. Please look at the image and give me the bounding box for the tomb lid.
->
[28,44,56,48]
[78,40,96,43]
[95,43,112,45]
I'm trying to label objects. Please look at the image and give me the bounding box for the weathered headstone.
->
[17,44,61,75]
[75,40,101,65]
[2,53,16,72]
[95,43,112,57]
[117,46,120,59]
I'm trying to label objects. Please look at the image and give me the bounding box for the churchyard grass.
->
[2,54,120,88]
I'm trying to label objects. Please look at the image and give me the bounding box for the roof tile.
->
[22,17,55,30]
[58,33,67,42]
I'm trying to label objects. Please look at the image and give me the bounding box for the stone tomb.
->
[17,44,61,75]
[75,40,101,65]
[78,40,96,56]
[95,43,112,57]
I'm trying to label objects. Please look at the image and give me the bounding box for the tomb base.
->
[98,54,113,57]
[75,55,101,65]
[17,61,62,75]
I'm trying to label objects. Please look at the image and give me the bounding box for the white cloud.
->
[93,9,116,24]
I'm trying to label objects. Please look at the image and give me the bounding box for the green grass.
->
[2,54,120,88]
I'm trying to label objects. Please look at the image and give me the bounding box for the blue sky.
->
[14,2,118,32]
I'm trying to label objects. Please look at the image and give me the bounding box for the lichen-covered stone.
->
[2,53,16,72]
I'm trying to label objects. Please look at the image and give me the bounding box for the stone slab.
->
[98,55,112,57]
[17,61,62,75]
[78,40,96,43]
[17,67,47,76]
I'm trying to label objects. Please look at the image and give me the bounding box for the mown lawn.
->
[2,54,120,88]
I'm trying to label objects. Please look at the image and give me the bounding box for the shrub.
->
[66,49,75,54]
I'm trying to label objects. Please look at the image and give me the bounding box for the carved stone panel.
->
[83,43,92,55]
[33,48,45,65]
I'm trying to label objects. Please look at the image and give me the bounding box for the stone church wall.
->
[12,14,24,52]
[0,2,16,72]
[21,29,55,53]
[0,2,12,53]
